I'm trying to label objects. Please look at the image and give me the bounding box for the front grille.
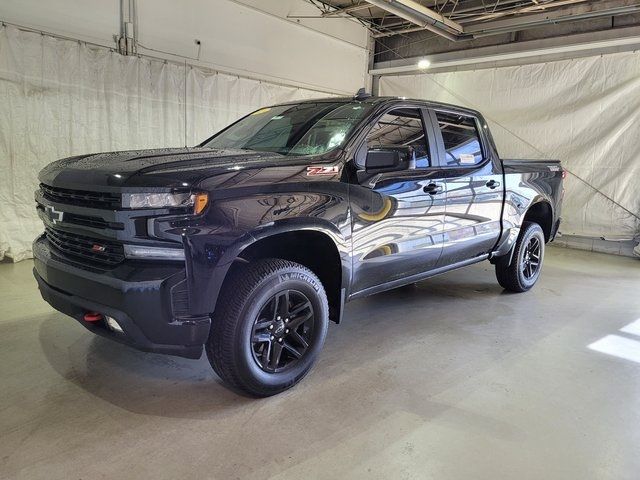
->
[62,212,124,230]
[45,227,125,266]
[40,184,120,209]
[36,204,124,230]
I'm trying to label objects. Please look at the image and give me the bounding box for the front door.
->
[350,106,446,295]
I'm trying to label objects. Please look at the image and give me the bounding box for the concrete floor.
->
[1,247,639,479]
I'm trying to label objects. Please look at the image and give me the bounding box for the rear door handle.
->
[485,180,501,189]
[423,183,444,195]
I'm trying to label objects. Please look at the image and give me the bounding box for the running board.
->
[349,255,490,300]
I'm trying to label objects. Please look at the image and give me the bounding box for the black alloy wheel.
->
[251,289,315,373]
[495,221,545,292]
[206,258,329,397]
[521,235,542,280]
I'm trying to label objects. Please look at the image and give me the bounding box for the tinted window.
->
[365,108,431,168]
[202,102,372,156]
[434,111,483,166]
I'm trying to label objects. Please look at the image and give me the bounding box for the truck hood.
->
[38,147,314,191]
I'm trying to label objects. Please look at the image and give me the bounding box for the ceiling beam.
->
[321,3,374,17]
[370,25,640,75]
[465,0,590,23]
[466,0,640,35]
[366,0,467,41]
[370,0,640,39]
[311,1,640,41]
[376,0,463,32]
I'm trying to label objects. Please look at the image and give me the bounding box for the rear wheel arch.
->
[522,200,553,242]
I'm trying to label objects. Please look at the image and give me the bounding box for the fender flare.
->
[523,197,555,239]
[491,196,554,264]
[186,218,351,317]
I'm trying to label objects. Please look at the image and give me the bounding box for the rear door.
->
[349,105,447,295]
[428,108,504,267]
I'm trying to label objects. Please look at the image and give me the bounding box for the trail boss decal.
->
[306,166,339,176]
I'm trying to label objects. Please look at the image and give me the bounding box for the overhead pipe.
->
[117,0,137,55]
[365,0,473,41]
[468,4,640,36]
[469,0,589,23]
[369,30,640,75]
[322,4,375,17]
[369,0,639,40]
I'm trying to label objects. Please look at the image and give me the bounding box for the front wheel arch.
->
[234,229,347,323]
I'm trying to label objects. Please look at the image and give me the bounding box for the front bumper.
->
[33,234,210,359]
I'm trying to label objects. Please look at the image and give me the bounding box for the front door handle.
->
[423,183,444,195]
[486,179,501,189]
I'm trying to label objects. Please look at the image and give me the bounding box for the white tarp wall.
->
[0,26,329,261]
[0,0,370,94]
[379,51,640,241]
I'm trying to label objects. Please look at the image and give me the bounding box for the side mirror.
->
[365,147,411,173]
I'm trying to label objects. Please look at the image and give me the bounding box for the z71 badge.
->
[306,166,339,176]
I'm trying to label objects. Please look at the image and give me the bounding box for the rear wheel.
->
[206,258,329,397]
[495,221,545,292]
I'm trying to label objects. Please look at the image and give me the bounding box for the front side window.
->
[365,108,431,168]
[434,111,484,166]
[201,102,372,156]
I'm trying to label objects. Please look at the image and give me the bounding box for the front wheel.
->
[495,221,545,292]
[206,259,329,397]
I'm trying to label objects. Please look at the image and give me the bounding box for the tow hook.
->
[83,312,103,322]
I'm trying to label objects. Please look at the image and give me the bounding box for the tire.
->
[495,221,545,293]
[206,258,329,397]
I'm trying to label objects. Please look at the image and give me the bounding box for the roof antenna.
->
[354,88,372,101]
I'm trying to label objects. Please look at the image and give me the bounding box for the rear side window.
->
[365,108,431,168]
[434,111,484,166]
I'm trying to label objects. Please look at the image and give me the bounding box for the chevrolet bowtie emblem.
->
[45,205,65,225]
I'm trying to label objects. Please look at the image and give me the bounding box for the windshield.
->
[202,102,372,156]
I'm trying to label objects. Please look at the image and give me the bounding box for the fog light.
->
[123,244,185,261]
[105,316,124,333]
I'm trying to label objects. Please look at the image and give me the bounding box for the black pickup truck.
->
[34,94,563,396]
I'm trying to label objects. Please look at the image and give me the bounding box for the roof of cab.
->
[273,96,484,118]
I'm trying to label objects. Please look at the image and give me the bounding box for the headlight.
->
[122,192,192,209]
[122,192,208,213]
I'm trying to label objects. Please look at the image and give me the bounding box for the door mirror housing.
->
[365,147,411,174]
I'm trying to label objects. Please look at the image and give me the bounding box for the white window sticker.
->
[459,154,476,164]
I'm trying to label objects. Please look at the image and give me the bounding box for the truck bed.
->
[502,158,562,174]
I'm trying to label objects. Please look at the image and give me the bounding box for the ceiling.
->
[304,0,640,38]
